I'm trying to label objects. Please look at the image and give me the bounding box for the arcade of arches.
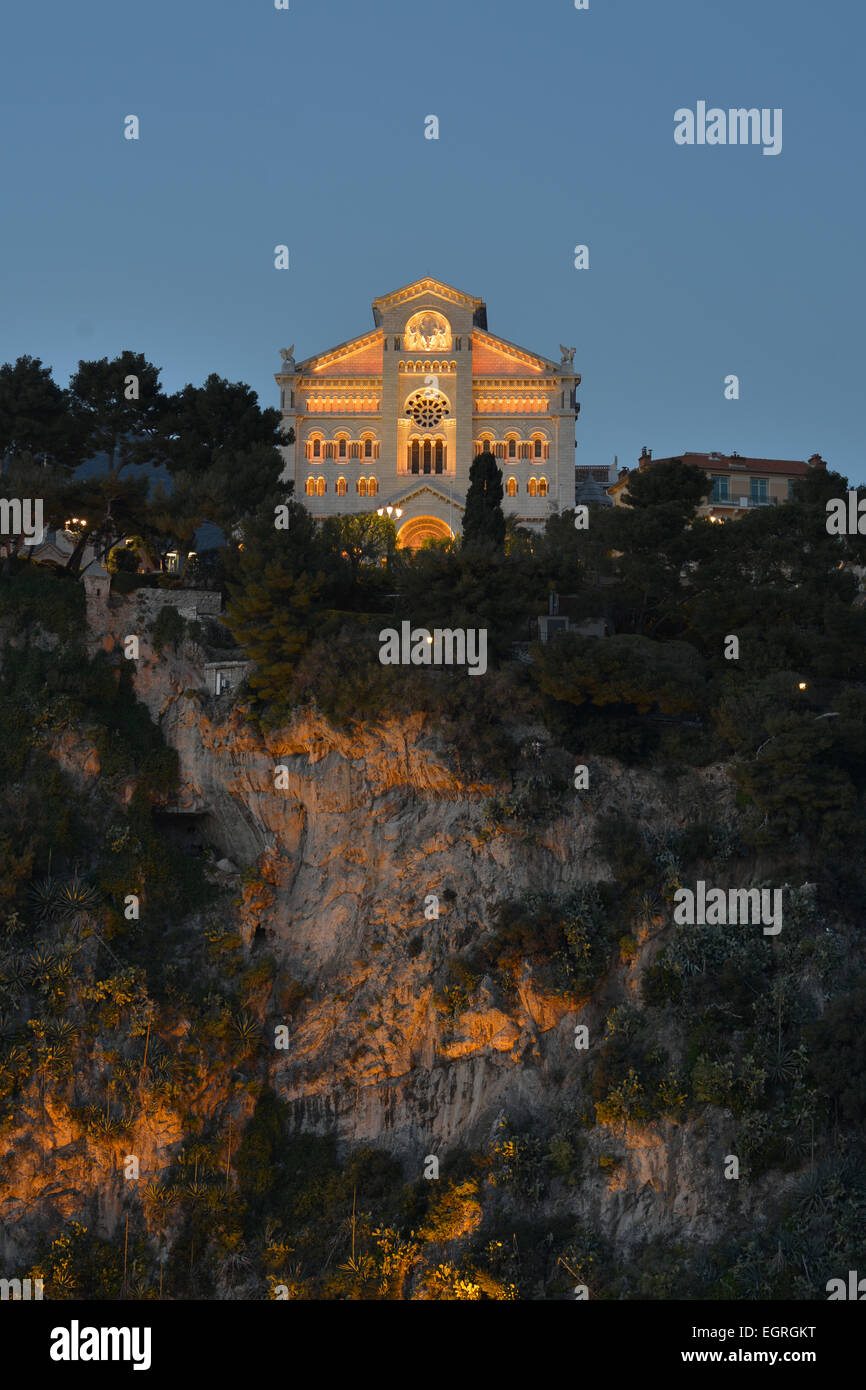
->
[396,515,453,550]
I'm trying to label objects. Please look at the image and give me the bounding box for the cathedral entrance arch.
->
[396,515,453,550]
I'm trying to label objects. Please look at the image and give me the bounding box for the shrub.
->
[477,884,616,1002]
[807,981,866,1123]
[0,569,84,640]
[594,1067,649,1125]
[150,605,185,653]
[595,814,658,894]
[417,1179,483,1243]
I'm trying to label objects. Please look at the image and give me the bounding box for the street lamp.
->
[376,506,403,519]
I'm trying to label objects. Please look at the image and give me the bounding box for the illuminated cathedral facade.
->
[276,277,580,547]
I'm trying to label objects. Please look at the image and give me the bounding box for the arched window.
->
[368,477,378,497]
[409,441,420,474]
[423,440,432,474]
[404,310,451,351]
[338,439,347,458]
[508,439,516,459]
[434,440,444,474]
[538,477,549,497]
[528,478,537,497]
[336,477,347,496]
[317,476,326,496]
[312,439,321,458]
[533,438,543,458]
[305,477,316,496]
[364,438,373,458]
[358,477,367,496]
[506,477,518,498]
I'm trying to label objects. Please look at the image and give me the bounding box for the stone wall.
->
[131,588,223,623]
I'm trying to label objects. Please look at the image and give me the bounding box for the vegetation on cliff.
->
[1,355,865,1297]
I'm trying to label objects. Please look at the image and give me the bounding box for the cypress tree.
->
[462,451,506,550]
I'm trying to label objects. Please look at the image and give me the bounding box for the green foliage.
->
[595,814,659,895]
[319,512,396,581]
[0,355,82,470]
[536,632,708,716]
[106,541,140,574]
[68,351,167,474]
[469,884,616,1001]
[591,1011,674,1126]
[731,707,866,853]
[0,568,85,640]
[29,1221,124,1300]
[487,1120,548,1201]
[807,981,866,1124]
[149,604,185,653]
[462,451,505,550]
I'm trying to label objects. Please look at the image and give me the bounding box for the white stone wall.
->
[277,282,579,539]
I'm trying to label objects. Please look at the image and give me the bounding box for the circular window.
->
[405,389,450,429]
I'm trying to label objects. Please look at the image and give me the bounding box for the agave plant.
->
[88,1112,125,1138]
[27,950,58,991]
[2,955,28,1000]
[230,1012,260,1055]
[28,877,61,921]
[46,1018,78,1046]
[49,1268,77,1299]
[56,876,100,921]
[767,1045,801,1085]
[143,1182,178,1222]
[795,1166,829,1217]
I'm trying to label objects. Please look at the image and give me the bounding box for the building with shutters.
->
[607,447,827,518]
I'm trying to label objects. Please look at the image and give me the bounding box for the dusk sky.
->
[2,0,864,480]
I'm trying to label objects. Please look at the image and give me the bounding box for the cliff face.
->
[92,609,767,1251]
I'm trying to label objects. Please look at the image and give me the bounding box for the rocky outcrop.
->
[94,620,747,1247]
[0,598,749,1254]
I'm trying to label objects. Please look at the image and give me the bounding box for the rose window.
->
[405,389,450,429]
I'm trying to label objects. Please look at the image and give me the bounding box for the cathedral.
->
[276,277,580,548]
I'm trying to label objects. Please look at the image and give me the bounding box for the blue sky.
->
[2,0,864,481]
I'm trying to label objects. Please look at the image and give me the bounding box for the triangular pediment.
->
[382,482,465,511]
[472,331,559,376]
[297,330,383,376]
[372,277,484,316]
